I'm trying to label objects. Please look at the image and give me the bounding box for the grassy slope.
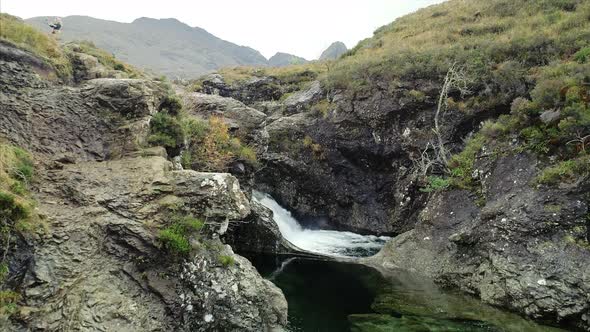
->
[0,13,72,77]
[327,0,590,89]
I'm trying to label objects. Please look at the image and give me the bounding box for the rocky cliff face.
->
[200,75,488,235]
[367,151,590,331]
[0,43,287,331]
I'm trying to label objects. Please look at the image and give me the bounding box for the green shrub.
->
[218,255,235,267]
[0,191,30,222]
[537,155,590,185]
[0,290,19,317]
[420,176,451,193]
[148,112,184,150]
[158,229,191,255]
[574,47,590,63]
[159,95,183,116]
[0,263,8,283]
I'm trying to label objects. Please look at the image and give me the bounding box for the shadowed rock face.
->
[0,43,287,332]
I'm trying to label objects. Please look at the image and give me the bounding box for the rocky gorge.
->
[1,1,590,331]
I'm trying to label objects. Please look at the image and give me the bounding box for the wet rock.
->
[225,200,296,254]
[349,314,501,332]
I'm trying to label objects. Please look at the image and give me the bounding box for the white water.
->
[253,191,390,258]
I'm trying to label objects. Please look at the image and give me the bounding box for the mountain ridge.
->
[26,15,268,78]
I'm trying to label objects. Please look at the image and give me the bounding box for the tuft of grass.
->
[574,46,590,63]
[0,143,38,318]
[218,255,235,267]
[448,134,486,189]
[158,215,204,256]
[0,14,72,78]
[311,99,331,118]
[0,290,19,317]
[181,116,258,171]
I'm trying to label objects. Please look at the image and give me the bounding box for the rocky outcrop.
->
[224,199,317,257]
[0,56,165,161]
[366,152,590,331]
[182,92,266,139]
[251,81,445,234]
[282,81,322,115]
[200,74,282,105]
[0,43,287,332]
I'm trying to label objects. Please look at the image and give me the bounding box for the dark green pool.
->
[245,254,567,332]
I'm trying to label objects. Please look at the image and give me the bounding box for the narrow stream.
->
[248,192,566,332]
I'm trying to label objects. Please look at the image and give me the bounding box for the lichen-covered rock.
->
[179,244,288,332]
[173,171,251,221]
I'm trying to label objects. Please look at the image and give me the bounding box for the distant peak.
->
[319,41,348,61]
[132,17,183,25]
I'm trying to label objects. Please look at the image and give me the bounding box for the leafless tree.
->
[567,130,590,154]
[411,64,472,178]
[433,63,472,168]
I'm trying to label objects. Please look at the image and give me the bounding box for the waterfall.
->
[253,191,390,258]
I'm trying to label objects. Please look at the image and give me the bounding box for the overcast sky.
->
[2,0,445,60]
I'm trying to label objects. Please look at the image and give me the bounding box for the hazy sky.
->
[2,0,445,60]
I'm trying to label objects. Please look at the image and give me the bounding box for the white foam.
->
[253,191,389,258]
